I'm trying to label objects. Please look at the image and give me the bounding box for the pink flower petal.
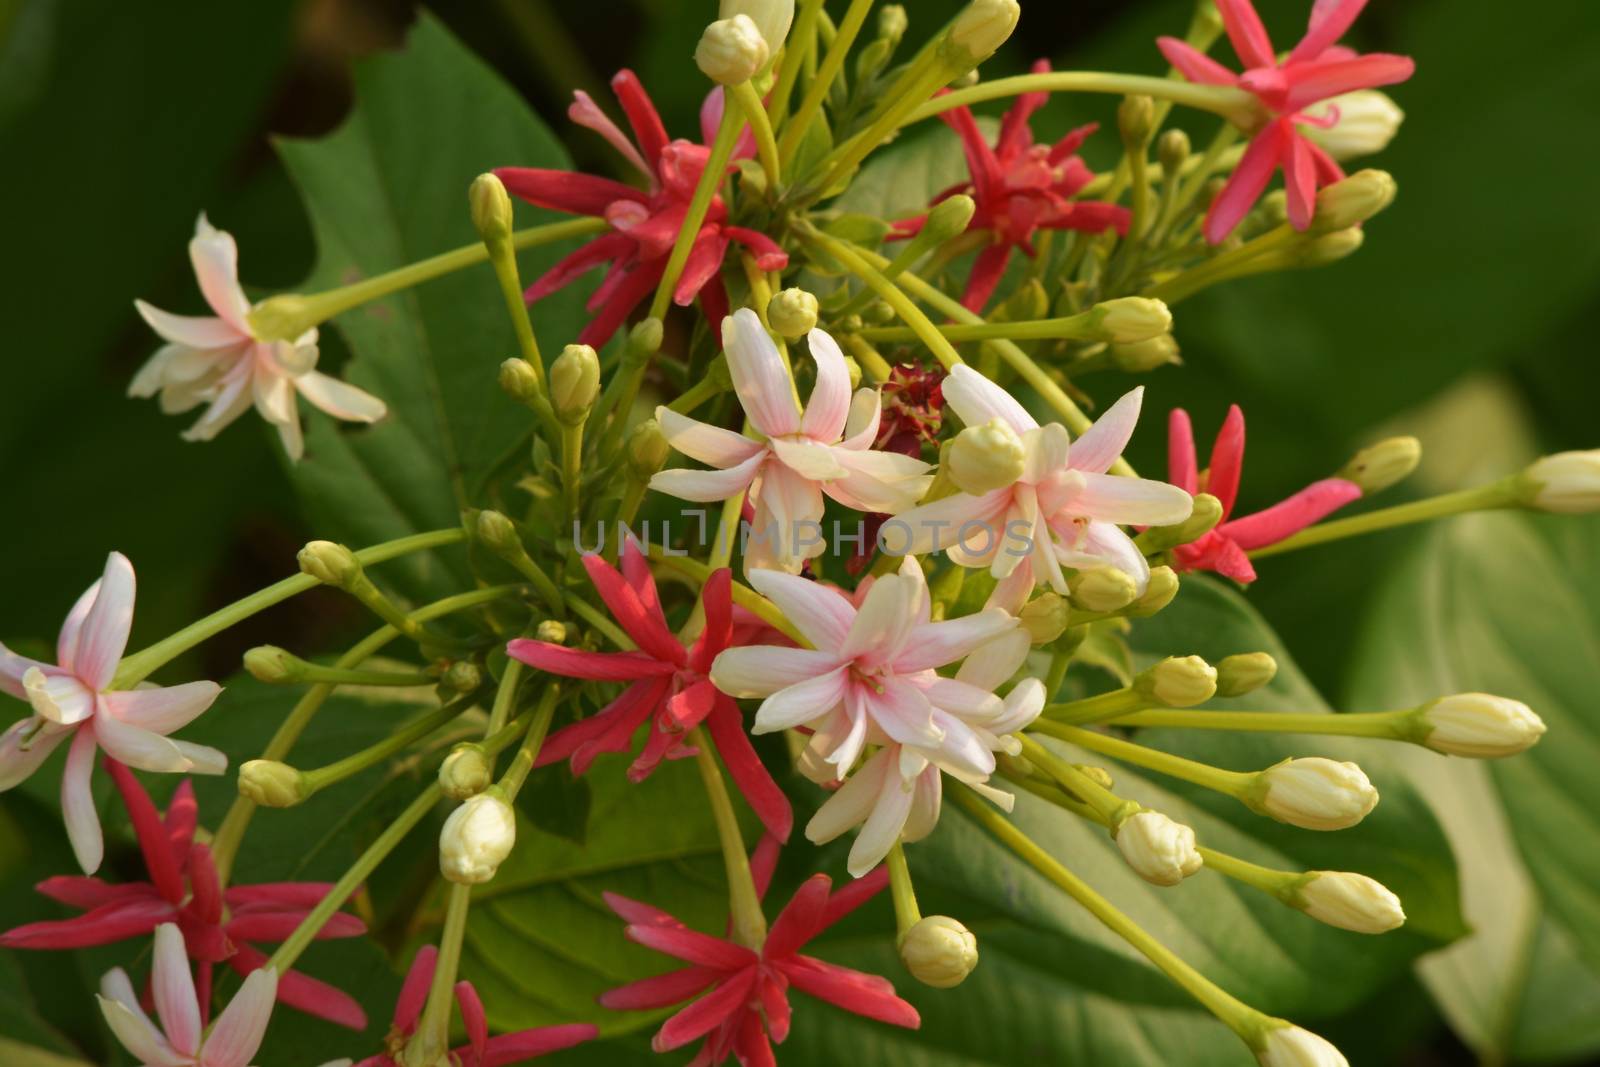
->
[723,226,788,271]
[1207,405,1247,517]
[62,727,102,873]
[1215,0,1277,68]
[1284,53,1416,111]
[823,447,932,515]
[202,965,277,1067]
[453,980,489,1064]
[188,216,253,331]
[1220,477,1362,550]
[570,89,653,182]
[0,716,69,789]
[1156,36,1240,86]
[941,365,1037,434]
[612,69,670,168]
[752,667,848,734]
[892,610,1015,674]
[100,681,222,735]
[603,891,685,928]
[152,923,202,1056]
[1069,387,1144,475]
[506,640,675,681]
[478,1024,599,1067]
[723,308,801,438]
[820,864,890,929]
[1291,0,1370,62]
[1283,131,1319,230]
[656,408,764,469]
[749,462,828,573]
[1167,408,1199,493]
[581,554,685,665]
[705,699,793,842]
[800,329,853,444]
[765,875,831,959]
[626,923,757,971]
[778,955,919,1028]
[672,228,730,307]
[649,451,766,502]
[492,167,647,217]
[394,945,436,1031]
[94,715,190,774]
[104,760,185,904]
[652,970,758,1052]
[599,966,721,1010]
[1204,123,1286,244]
[74,552,135,691]
[0,896,172,949]
[744,568,855,651]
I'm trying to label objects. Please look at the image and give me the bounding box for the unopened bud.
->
[499,357,543,406]
[878,4,908,44]
[1110,333,1180,373]
[1157,128,1191,173]
[843,355,863,392]
[925,194,977,242]
[536,619,568,644]
[550,343,600,423]
[696,14,769,85]
[439,790,516,884]
[719,0,793,53]
[1175,492,1223,543]
[1068,567,1138,613]
[1257,1024,1349,1067]
[1018,592,1070,644]
[1302,90,1404,161]
[439,744,493,801]
[1089,297,1172,344]
[1294,871,1405,934]
[1117,94,1156,148]
[1250,757,1378,831]
[768,288,820,339]
[469,173,513,243]
[238,760,308,808]
[947,418,1027,495]
[1214,652,1277,698]
[861,299,895,325]
[1418,693,1546,758]
[1291,227,1365,267]
[1518,450,1600,514]
[298,541,361,589]
[1115,811,1202,886]
[1138,655,1217,707]
[475,509,521,556]
[1339,436,1420,495]
[243,645,302,684]
[945,0,1019,64]
[1311,169,1396,233]
[1126,566,1178,617]
[627,418,670,479]
[440,660,482,694]
[898,915,978,988]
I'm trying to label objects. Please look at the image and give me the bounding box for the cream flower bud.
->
[878,4,908,44]
[1419,693,1546,758]
[243,645,302,684]
[948,417,1027,495]
[1018,592,1070,644]
[439,744,493,801]
[1257,1024,1350,1067]
[924,194,977,242]
[1089,297,1173,344]
[627,418,670,479]
[1302,90,1404,161]
[238,760,308,808]
[1109,333,1180,373]
[1519,450,1600,513]
[499,357,542,407]
[550,344,600,424]
[1214,652,1277,698]
[1138,655,1217,708]
[298,540,361,588]
[898,915,978,988]
[1338,436,1420,495]
[1115,811,1202,886]
[946,0,1020,64]
[440,790,516,884]
[767,288,819,339]
[475,509,521,555]
[1295,871,1405,934]
[536,619,568,644]
[719,0,793,53]
[1125,566,1179,618]
[469,173,513,243]
[1067,567,1138,613]
[1311,170,1396,234]
[696,15,769,85]
[1252,758,1378,831]
[1291,227,1364,267]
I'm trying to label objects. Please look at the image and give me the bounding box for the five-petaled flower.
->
[97,922,278,1067]
[2,761,369,1028]
[1167,404,1361,583]
[599,867,919,1065]
[895,60,1130,312]
[355,943,597,1067]
[649,309,934,574]
[507,542,793,842]
[132,215,387,461]
[0,552,226,873]
[1157,0,1414,242]
[895,367,1193,613]
[495,71,786,347]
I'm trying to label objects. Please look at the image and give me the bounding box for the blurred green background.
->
[1,0,1597,1063]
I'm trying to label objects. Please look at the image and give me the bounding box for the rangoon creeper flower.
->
[356,944,597,1067]
[98,923,277,1067]
[1296,870,1405,934]
[1419,693,1546,758]
[507,543,792,841]
[893,60,1129,312]
[1167,405,1361,583]
[650,310,934,574]
[1157,0,1415,241]
[896,366,1193,612]
[1257,1023,1350,1067]
[712,559,1039,875]
[0,552,225,873]
[2,763,367,1028]
[132,216,386,461]
[599,869,919,1064]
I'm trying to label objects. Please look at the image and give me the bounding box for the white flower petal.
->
[62,727,102,873]
[1073,471,1194,526]
[0,717,69,791]
[74,552,135,691]
[956,629,1032,691]
[848,764,916,877]
[134,299,244,350]
[649,451,765,502]
[893,609,1017,674]
[711,646,843,698]
[823,448,933,515]
[94,715,190,774]
[941,365,1037,434]
[805,748,893,845]
[800,327,852,443]
[101,681,222,735]
[1068,387,1143,475]
[723,308,800,438]
[189,214,253,331]
[152,924,201,1057]
[744,569,855,650]
[98,995,188,1067]
[752,667,848,733]
[839,388,882,450]
[770,435,848,480]
[296,369,388,424]
[655,407,763,468]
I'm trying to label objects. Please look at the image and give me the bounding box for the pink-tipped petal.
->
[940,365,1037,435]
[598,966,721,1011]
[1073,471,1195,527]
[1220,478,1363,550]
[1156,36,1240,86]
[74,552,136,691]
[1215,0,1277,68]
[134,300,243,350]
[62,727,102,873]
[806,749,893,846]
[98,982,188,1067]
[570,89,654,181]
[743,569,855,650]
[1204,124,1285,244]
[152,923,202,1056]
[1207,405,1247,516]
[891,610,1016,674]
[751,667,849,734]
[0,717,69,790]
[100,681,222,736]
[94,715,190,774]
[202,966,277,1067]
[56,580,101,674]
[189,216,253,331]
[656,408,764,468]
[723,309,801,438]
[800,328,853,444]
[649,451,766,503]
[1069,387,1145,475]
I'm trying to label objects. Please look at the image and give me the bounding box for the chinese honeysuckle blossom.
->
[1157,0,1415,242]
[650,309,933,573]
[0,552,226,873]
[710,558,1040,875]
[98,923,277,1067]
[132,215,386,461]
[895,366,1193,613]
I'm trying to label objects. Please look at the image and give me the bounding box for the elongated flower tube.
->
[1157,0,1415,241]
[131,216,386,461]
[649,310,933,574]
[0,552,225,872]
[896,366,1192,612]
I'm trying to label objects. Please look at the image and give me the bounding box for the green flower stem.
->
[952,786,1264,1039]
[645,550,807,645]
[561,422,584,526]
[841,334,894,384]
[767,0,825,129]
[498,683,561,800]
[486,658,525,737]
[856,308,1129,344]
[886,841,922,939]
[1030,720,1253,799]
[566,594,635,651]
[412,881,473,1065]
[1043,687,1147,725]
[777,0,874,164]
[1044,643,1075,702]
[1017,734,1130,826]
[805,59,955,202]
[683,489,749,641]
[483,536,566,620]
[692,729,768,949]
[209,583,529,885]
[1249,481,1518,561]
[482,233,561,442]
[299,695,476,799]
[112,528,468,688]
[1171,124,1242,232]
[279,662,436,687]
[797,226,963,370]
[1109,708,1416,740]
[666,363,730,414]
[650,100,744,321]
[909,73,1255,128]
[1144,223,1303,304]
[836,226,958,321]
[1195,846,1298,899]
[732,79,783,187]
[339,571,477,654]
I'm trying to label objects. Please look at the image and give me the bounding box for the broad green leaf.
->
[1347,511,1600,1062]
[276,13,589,603]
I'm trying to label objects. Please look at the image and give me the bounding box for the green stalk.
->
[777,0,875,164]
[855,310,1132,344]
[1249,481,1517,561]
[909,73,1254,127]
[1109,708,1415,740]
[693,729,768,949]
[299,696,476,798]
[498,684,562,800]
[1030,720,1253,798]
[732,79,783,187]
[649,102,744,320]
[767,0,825,129]
[886,841,922,939]
[411,882,473,1064]
[1044,687,1147,725]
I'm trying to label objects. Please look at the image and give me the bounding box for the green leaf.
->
[1347,511,1600,1062]
[275,13,589,603]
